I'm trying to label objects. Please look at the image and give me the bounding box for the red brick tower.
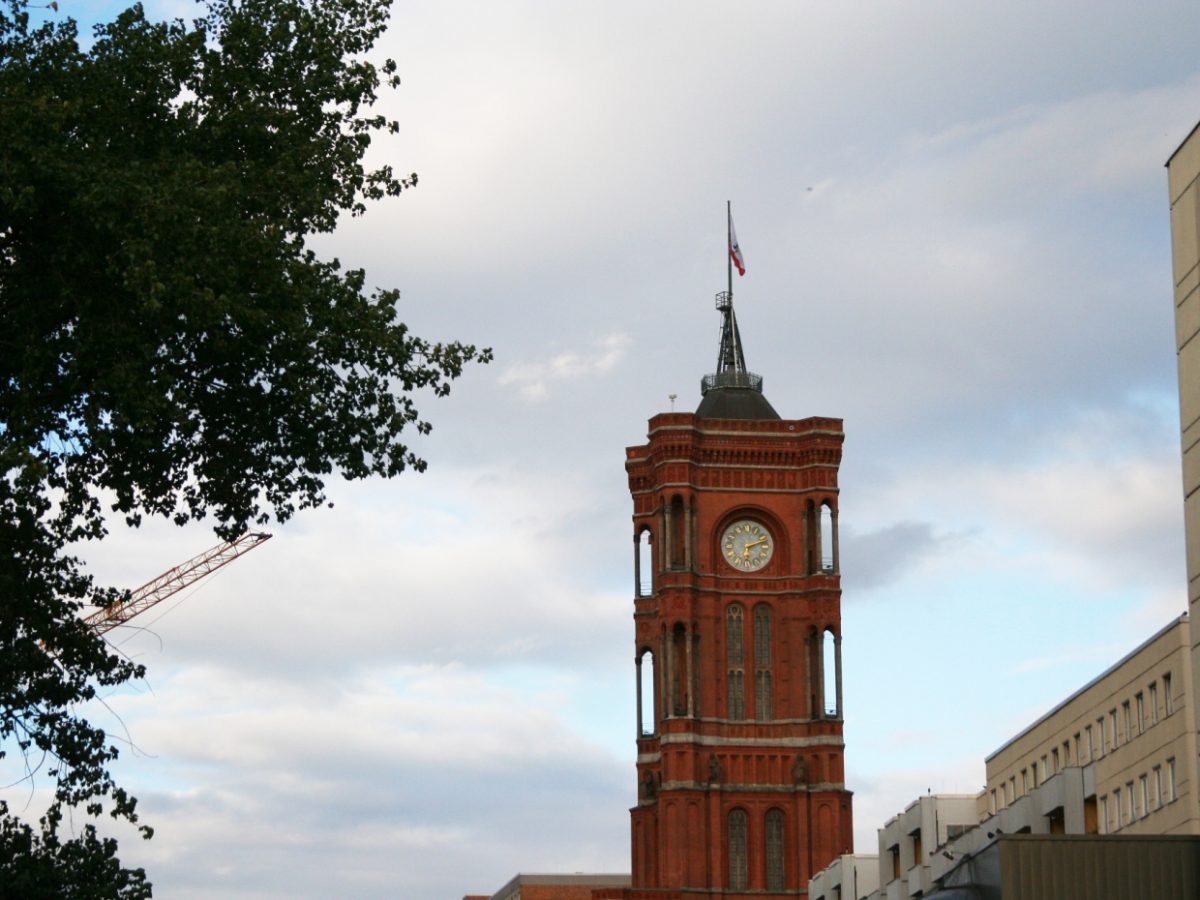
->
[619,293,852,898]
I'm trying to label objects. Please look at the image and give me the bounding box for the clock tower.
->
[619,291,853,897]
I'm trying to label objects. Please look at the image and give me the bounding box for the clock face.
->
[721,519,774,571]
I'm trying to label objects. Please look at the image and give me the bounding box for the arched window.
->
[638,648,656,735]
[819,502,834,572]
[726,605,745,720]
[728,809,748,890]
[765,809,785,890]
[823,628,837,717]
[754,605,772,720]
[636,528,652,597]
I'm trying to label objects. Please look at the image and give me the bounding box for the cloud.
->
[498,333,630,401]
[840,521,961,592]
[104,662,630,900]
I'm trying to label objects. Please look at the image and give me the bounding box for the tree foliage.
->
[0,0,488,889]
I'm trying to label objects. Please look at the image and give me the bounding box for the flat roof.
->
[985,613,1187,763]
[1166,118,1200,166]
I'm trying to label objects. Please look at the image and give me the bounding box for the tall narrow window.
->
[1113,787,1122,829]
[1167,758,1177,802]
[1135,692,1144,735]
[1164,672,1174,715]
[728,810,748,890]
[637,529,652,597]
[765,810,785,891]
[754,605,772,720]
[822,628,837,717]
[1122,701,1131,741]
[638,649,656,735]
[726,606,745,720]
[672,624,690,716]
[819,503,833,572]
[669,495,686,569]
[1149,682,1159,724]
[1086,724,1094,761]
[1154,766,1163,808]
[755,671,772,721]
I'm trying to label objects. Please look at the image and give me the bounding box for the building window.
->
[1149,682,1158,724]
[755,671,772,721]
[1135,693,1144,735]
[1086,724,1094,761]
[728,810,748,890]
[990,789,997,814]
[1154,766,1163,809]
[1167,758,1177,802]
[890,844,900,880]
[1109,710,1118,748]
[727,671,745,720]
[1125,782,1134,823]
[1072,734,1080,764]
[1009,776,1016,803]
[1100,795,1108,834]
[1052,748,1060,773]
[754,606,772,720]
[726,606,745,720]
[1122,701,1131,741]
[1021,769,1029,794]
[765,809,785,891]
[911,829,922,868]
[1140,775,1149,818]
[1164,673,1174,715]
[1113,788,1122,829]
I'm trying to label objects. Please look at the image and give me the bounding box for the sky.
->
[8,1,1200,898]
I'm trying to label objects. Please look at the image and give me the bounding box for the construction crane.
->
[83,532,272,636]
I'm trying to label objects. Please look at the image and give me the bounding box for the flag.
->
[729,213,745,276]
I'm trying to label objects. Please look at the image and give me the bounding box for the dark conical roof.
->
[696,385,780,419]
[695,292,779,420]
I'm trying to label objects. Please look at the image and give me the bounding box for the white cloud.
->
[498,332,630,401]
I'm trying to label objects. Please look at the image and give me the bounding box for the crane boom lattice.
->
[83,532,272,636]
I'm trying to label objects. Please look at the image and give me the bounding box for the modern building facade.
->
[820,614,1200,900]
[985,614,1198,837]
[808,853,879,900]
[1167,118,1200,834]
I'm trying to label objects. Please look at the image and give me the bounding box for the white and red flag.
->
[729,213,746,276]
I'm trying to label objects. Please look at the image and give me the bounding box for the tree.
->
[0,0,489,890]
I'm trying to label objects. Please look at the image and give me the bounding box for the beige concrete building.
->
[808,853,879,900]
[985,614,1198,836]
[1167,118,1200,835]
[874,794,977,899]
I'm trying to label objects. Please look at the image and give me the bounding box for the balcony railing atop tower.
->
[701,371,763,394]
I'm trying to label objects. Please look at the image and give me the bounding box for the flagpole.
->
[726,200,733,303]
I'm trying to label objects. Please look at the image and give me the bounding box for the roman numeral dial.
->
[721,519,775,571]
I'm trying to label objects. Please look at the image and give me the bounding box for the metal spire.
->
[701,202,761,397]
